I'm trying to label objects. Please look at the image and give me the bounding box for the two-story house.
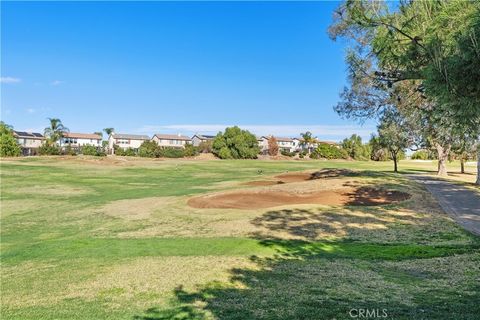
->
[108,133,150,153]
[152,134,191,148]
[191,134,215,147]
[60,132,102,148]
[13,131,45,156]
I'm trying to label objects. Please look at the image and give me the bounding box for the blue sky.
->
[1,1,376,141]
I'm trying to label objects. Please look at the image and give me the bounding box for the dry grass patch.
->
[14,185,92,197]
[100,197,179,221]
[66,256,257,309]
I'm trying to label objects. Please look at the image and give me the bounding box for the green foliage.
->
[64,145,77,156]
[81,145,105,157]
[0,122,21,157]
[280,150,296,157]
[115,147,137,157]
[212,126,260,159]
[138,140,160,158]
[310,143,347,160]
[411,150,432,160]
[183,143,199,157]
[368,135,389,161]
[44,118,68,144]
[38,144,61,155]
[341,134,370,160]
[160,147,185,158]
[198,141,213,153]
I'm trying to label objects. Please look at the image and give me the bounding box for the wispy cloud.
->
[136,124,376,141]
[26,108,36,114]
[1,77,21,84]
[50,80,64,86]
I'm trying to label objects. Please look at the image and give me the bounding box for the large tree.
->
[0,122,21,157]
[329,0,480,183]
[44,118,69,145]
[377,109,410,173]
[212,126,260,159]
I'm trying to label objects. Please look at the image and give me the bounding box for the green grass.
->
[1,157,479,319]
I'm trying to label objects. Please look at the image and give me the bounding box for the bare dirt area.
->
[187,187,410,210]
[274,169,358,183]
[242,180,285,186]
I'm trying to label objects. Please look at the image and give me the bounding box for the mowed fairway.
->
[1,157,479,320]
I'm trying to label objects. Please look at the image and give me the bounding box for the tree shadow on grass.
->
[133,236,480,320]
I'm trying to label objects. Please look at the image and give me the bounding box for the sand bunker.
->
[274,169,357,183]
[242,180,285,186]
[187,187,410,210]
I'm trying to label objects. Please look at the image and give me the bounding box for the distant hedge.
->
[310,143,348,160]
[212,126,260,159]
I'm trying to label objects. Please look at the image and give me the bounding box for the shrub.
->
[411,150,430,160]
[198,141,213,153]
[138,141,160,158]
[39,144,61,155]
[0,123,21,157]
[81,145,106,156]
[159,147,185,158]
[183,143,199,157]
[115,147,137,156]
[280,149,296,157]
[212,126,260,159]
[310,143,347,159]
[64,145,77,156]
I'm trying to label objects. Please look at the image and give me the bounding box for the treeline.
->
[329,0,480,183]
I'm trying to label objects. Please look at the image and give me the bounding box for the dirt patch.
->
[275,169,357,183]
[101,197,177,220]
[242,180,285,186]
[187,187,410,210]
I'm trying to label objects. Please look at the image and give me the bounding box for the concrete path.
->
[408,175,480,236]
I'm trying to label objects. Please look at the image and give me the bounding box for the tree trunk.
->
[460,158,465,174]
[436,143,450,176]
[393,157,398,173]
[476,146,480,185]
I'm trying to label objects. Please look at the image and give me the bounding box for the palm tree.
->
[103,128,114,136]
[44,118,69,145]
[300,131,317,154]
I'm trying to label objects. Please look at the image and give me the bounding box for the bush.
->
[411,150,430,160]
[280,149,296,157]
[138,141,160,158]
[39,144,61,155]
[310,143,347,159]
[159,147,185,158]
[212,126,260,159]
[198,141,213,153]
[183,143,199,157]
[0,123,21,157]
[64,145,77,156]
[115,147,137,156]
[81,145,106,156]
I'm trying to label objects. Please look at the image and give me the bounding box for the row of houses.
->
[13,130,336,156]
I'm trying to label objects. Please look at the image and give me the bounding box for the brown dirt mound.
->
[274,169,357,183]
[242,180,285,186]
[187,187,410,210]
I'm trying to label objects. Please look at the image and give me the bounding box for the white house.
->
[152,134,191,148]
[258,136,297,154]
[191,134,215,147]
[257,136,269,154]
[108,133,150,153]
[274,137,296,153]
[59,132,102,148]
[13,131,45,156]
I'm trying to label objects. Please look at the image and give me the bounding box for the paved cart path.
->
[408,175,480,236]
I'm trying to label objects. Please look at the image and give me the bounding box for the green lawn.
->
[1,157,479,319]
